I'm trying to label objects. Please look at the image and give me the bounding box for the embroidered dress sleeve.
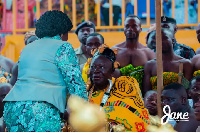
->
[55,42,88,100]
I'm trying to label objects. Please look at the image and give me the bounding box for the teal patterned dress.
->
[3,35,87,132]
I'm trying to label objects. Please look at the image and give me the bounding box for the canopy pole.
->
[155,0,163,118]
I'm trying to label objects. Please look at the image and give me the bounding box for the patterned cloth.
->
[89,76,149,132]
[64,0,96,25]
[173,41,195,59]
[150,72,190,90]
[193,70,200,77]
[54,35,88,100]
[120,64,144,92]
[3,101,61,132]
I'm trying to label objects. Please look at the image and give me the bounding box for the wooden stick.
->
[155,0,163,118]
[178,62,183,84]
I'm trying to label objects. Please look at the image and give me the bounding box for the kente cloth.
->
[193,70,200,77]
[82,59,90,83]
[3,101,61,132]
[89,76,149,132]
[119,64,144,92]
[150,72,189,90]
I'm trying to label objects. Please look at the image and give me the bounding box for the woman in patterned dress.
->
[3,10,87,132]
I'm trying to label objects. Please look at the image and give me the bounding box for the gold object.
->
[91,49,97,56]
[112,124,126,132]
[0,77,7,83]
[113,49,118,55]
[85,68,90,75]
[147,115,177,132]
[4,72,8,77]
[68,96,106,132]
[114,61,120,69]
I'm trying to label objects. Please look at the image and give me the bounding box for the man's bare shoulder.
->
[175,113,200,132]
[138,43,147,49]
[111,42,126,49]
[191,54,200,62]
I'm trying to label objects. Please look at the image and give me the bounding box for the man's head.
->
[24,31,38,45]
[147,29,174,53]
[75,21,96,45]
[189,76,200,120]
[144,90,157,116]
[86,33,104,57]
[161,83,189,113]
[124,15,142,40]
[196,23,200,43]
[90,48,115,86]
[35,10,73,41]
[161,16,177,36]
[0,83,12,117]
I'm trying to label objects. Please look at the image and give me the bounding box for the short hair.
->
[93,48,116,71]
[163,83,187,98]
[35,10,73,38]
[144,90,157,99]
[189,76,200,89]
[125,15,141,26]
[87,33,104,44]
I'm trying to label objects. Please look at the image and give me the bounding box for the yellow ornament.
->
[0,77,7,83]
[113,49,118,55]
[99,46,104,54]
[91,49,97,56]
[114,61,120,69]
[85,68,90,75]
[86,78,92,91]
[102,44,109,48]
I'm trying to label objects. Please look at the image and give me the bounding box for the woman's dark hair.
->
[35,10,73,38]
[93,47,116,71]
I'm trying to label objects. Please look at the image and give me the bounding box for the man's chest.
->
[116,49,149,68]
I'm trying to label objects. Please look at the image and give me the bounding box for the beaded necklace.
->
[88,79,113,110]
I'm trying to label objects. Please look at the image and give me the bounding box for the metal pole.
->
[155,0,163,118]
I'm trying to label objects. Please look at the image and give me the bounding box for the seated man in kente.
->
[111,15,155,92]
[143,29,193,96]
[86,47,149,132]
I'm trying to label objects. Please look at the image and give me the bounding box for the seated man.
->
[161,83,200,132]
[112,15,155,91]
[161,16,195,59]
[144,90,157,116]
[87,47,149,132]
[189,76,200,131]
[80,33,104,83]
[146,16,196,59]
[0,83,12,132]
[143,29,193,96]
